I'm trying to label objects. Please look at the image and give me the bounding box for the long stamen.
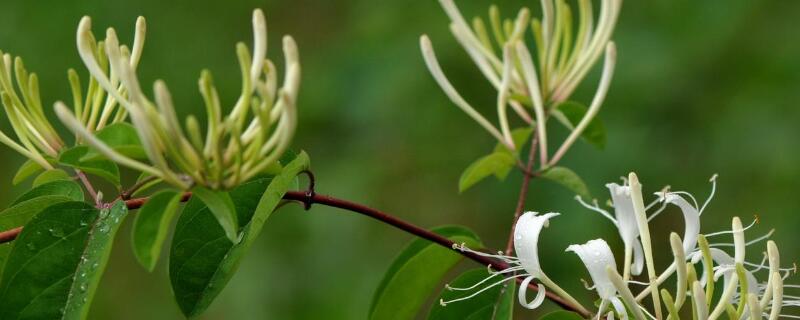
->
[699,174,718,214]
[575,195,616,224]
[710,229,775,248]
[705,217,758,237]
[446,267,524,291]
[439,274,526,306]
[452,243,521,265]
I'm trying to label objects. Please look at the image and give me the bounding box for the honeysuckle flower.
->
[443,212,588,314]
[54,9,299,190]
[576,180,646,278]
[421,0,619,166]
[566,239,628,319]
[0,52,65,169]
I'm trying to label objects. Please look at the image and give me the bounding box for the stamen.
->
[698,174,718,215]
[439,274,527,306]
[445,267,525,291]
[705,218,758,238]
[646,201,668,222]
[628,280,651,286]
[454,243,521,265]
[575,195,616,224]
[710,229,775,248]
[580,278,595,290]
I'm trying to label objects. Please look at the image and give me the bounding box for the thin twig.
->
[75,170,99,205]
[119,175,159,200]
[505,134,539,255]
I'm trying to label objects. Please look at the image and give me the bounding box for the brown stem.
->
[119,176,159,200]
[0,189,589,317]
[75,170,99,205]
[505,134,539,255]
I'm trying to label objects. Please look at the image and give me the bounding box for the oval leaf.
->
[59,146,121,187]
[191,187,238,242]
[0,201,128,319]
[169,151,310,317]
[12,160,44,185]
[428,268,515,320]
[32,169,72,187]
[554,101,607,150]
[539,310,585,320]
[12,180,84,205]
[369,226,482,320]
[540,166,591,200]
[131,190,184,271]
[459,153,516,192]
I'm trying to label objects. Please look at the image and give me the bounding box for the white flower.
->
[567,239,637,320]
[576,181,645,278]
[54,9,299,190]
[420,0,620,166]
[444,212,587,314]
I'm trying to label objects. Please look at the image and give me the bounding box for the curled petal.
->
[518,276,546,309]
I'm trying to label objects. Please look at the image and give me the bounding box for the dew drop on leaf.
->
[26,242,36,251]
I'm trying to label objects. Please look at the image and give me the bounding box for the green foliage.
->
[553,101,607,150]
[540,166,591,200]
[169,152,309,317]
[32,169,71,187]
[12,180,84,205]
[191,187,238,242]
[0,201,128,319]
[59,146,121,187]
[82,123,146,161]
[12,160,43,185]
[131,190,183,271]
[369,226,482,320]
[538,310,585,320]
[459,153,516,192]
[427,268,514,320]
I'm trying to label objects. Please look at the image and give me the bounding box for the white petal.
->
[631,239,644,276]
[513,212,559,276]
[663,193,701,253]
[518,276,546,309]
[567,239,618,299]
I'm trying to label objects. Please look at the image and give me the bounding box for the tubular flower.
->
[567,239,632,319]
[55,9,300,190]
[443,212,587,314]
[0,52,65,169]
[420,0,619,167]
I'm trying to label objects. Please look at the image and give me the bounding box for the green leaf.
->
[427,268,515,320]
[539,310,585,320]
[540,166,591,200]
[32,169,72,187]
[0,196,76,276]
[493,127,533,155]
[59,146,121,187]
[12,160,44,185]
[369,226,482,320]
[0,201,128,319]
[131,190,183,271]
[82,123,146,161]
[191,187,238,241]
[554,101,607,150]
[169,151,310,317]
[12,180,84,205]
[459,152,516,192]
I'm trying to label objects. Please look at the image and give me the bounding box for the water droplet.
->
[81,297,87,303]
[79,284,87,292]
[99,210,109,219]
[79,220,89,226]
[26,243,36,251]
[99,224,110,233]
[80,272,86,278]
[92,263,99,269]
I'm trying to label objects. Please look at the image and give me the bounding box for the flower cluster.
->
[420,0,620,166]
[446,173,797,319]
[55,9,300,190]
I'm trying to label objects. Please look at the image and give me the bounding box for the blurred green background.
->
[1,0,799,319]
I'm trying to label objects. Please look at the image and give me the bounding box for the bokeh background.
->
[1,0,798,319]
